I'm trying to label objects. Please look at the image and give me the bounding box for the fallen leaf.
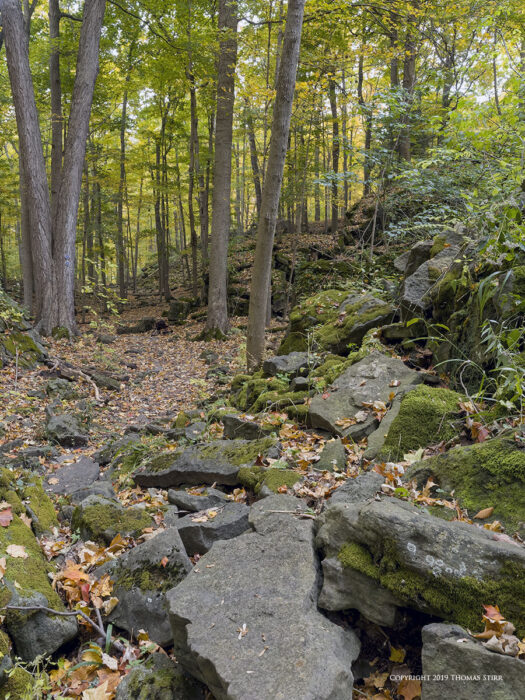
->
[474,506,494,520]
[398,678,421,700]
[19,513,32,528]
[6,544,28,559]
[0,507,13,528]
[389,646,406,663]
[160,556,169,567]
[48,477,60,485]
[101,653,118,671]
[0,558,5,579]
[82,679,112,699]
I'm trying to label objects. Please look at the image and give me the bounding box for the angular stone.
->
[404,239,434,277]
[405,436,525,533]
[133,438,278,489]
[401,248,459,319]
[71,496,152,544]
[309,351,422,439]
[115,652,205,700]
[92,433,140,466]
[167,495,360,700]
[222,414,271,440]
[290,375,310,391]
[316,497,525,633]
[175,503,250,555]
[319,558,402,627]
[6,590,78,662]
[329,471,383,505]
[44,456,100,495]
[421,623,525,700]
[262,351,310,378]
[313,293,394,355]
[95,528,191,646]
[316,439,346,472]
[45,413,88,447]
[168,487,229,513]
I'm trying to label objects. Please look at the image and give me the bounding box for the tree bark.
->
[49,0,63,228]
[398,25,416,161]
[245,100,262,217]
[206,0,238,336]
[328,73,339,232]
[246,0,305,370]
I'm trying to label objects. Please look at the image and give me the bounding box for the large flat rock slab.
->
[133,439,278,488]
[175,503,250,555]
[167,495,360,700]
[44,456,100,495]
[309,351,422,438]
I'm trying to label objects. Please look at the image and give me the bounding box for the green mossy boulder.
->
[238,465,302,494]
[379,385,463,461]
[406,436,525,532]
[71,496,152,544]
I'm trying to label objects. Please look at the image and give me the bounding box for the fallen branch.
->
[44,358,102,402]
[2,604,125,653]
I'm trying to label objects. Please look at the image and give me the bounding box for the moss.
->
[287,403,310,421]
[338,542,380,580]
[172,412,191,428]
[380,385,462,461]
[23,480,59,535]
[72,503,152,544]
[339,539,525,635]
[142,451,181,473]
[238,465,302,493]
[3,491,24,515]
[51,326,70,340]
[1,332,41,368]
[277,332,309,354]
[430,234,447,258]
[199,437,276,467]
[258,468,302,493]
[0,630,10,656]
[234,376,288,411]
[237,465,265,490]
[0,514,63,619]
[289,289,348,333]
[408,437,525,531]
[115,561,186,594]
[251,389,308,413]
[0,667,32,699]
[313,300,393,354]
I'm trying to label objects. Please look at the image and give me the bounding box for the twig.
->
[2,604,125,653]
[265,509,316,519]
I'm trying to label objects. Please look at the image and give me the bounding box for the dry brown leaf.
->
[474,506,494,520]
[6,544,28,559]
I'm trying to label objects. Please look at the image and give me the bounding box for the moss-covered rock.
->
[71,496,152,544]
[317,498,525,635]
[0,667,33,699]
[238,465,302,494]
[312,295,394,354]
[406,436,525,532]
[23,479,59,535]
[379,385,463,461]
[199,437,276,467]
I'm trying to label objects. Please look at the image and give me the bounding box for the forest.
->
[0,0,524,698]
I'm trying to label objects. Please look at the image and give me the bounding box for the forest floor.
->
[0,305,426,698]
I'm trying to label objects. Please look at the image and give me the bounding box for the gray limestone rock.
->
[175,502,250,555]
[309,351,422,439]
[95,528,191,646]
[167,495,360,700]
[421,623,525,700]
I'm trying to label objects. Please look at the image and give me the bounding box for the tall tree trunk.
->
[358,53,372,195]
[206,0,238,336]
[398,25,416,161]
[328,74,339,232]
[49,0,62,228]
[116,85,129,301]
[18,154,34,310]
[246,0,305,370]
[245,100,262,217]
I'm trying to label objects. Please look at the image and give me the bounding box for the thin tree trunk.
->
[49,0,63,228]
[398,23,416,161]
[206,0,238,336]
[328,73,339,232]
[245,100,262,217]
[116,85,129,301]
[18,154,34,310]
[246,0,305,369]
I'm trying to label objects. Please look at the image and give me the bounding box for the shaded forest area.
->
[0,0,524,698]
